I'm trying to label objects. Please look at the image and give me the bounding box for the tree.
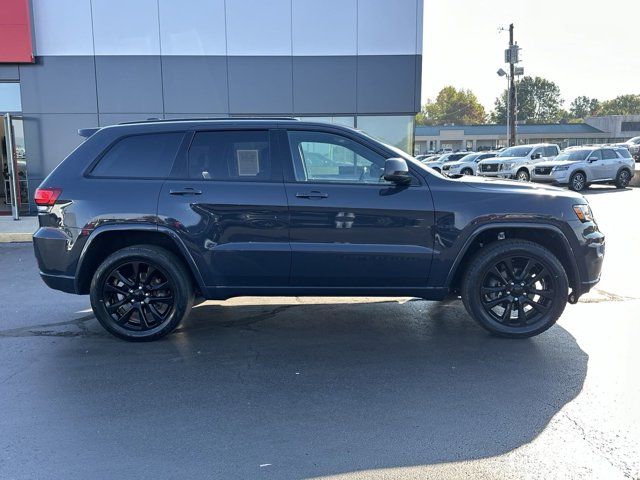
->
[491,76,563,124]
[598,94,640,115]
[569,96,600,119]
[416,86,486,125]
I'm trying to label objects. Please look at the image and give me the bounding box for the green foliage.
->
[569,96,600,119]
[416,86,486,126]
[491,76,563,124]
[597,94,640,115]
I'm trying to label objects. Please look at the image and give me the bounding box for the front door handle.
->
[296,191,328,199]
[169,187,202,196]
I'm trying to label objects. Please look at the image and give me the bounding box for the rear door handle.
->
[296,191,328,199]
[169,187,202,196]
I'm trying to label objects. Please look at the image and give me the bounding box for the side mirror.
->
[383,158,412,185]
[587,156,598,162]
[531,152,542,159]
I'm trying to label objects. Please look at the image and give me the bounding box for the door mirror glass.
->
[587,156,599,162]
[383,158,411,185]
[531,152,542,160]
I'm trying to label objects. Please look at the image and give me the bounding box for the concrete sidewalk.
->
[0,215,38,242]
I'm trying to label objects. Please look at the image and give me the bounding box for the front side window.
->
[188,130,271,181]
[601,149,618,160]
[287,131,389,184]
[91,132,183,178]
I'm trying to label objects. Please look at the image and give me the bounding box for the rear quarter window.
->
[618,149,632,159]
[90,132,184,178]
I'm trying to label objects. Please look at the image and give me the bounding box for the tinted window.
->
[544,146,558,156]
[91,133,183,178]
[618,148,632,158]
[589,150,602,161]
[602,149,618,160]
[188,130,271,181]
[287,130,389,184]
[449,153,467,161]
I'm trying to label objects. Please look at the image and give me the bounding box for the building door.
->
[1,114,29,218]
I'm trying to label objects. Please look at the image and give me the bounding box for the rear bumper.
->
[33,226,82,294]
[40,272,77,294]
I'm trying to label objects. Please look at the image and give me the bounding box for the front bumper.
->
[568,219,605,297]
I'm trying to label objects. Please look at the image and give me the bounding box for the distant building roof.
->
[415,123,606,136]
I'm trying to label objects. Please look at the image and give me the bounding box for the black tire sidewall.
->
[90,245,193,341]
[516,169,529,182]
[462,168,473,175]
[462,240,568,338]
[615,169,630,188]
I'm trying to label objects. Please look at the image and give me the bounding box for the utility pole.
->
[508,24,517,147]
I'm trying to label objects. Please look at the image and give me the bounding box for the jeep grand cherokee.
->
[33,119,605,341]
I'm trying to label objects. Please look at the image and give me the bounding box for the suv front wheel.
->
[90,245,194,341]
[461,240,568,338]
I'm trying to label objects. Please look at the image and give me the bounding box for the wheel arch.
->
[446,223,580,295]
[75,225,206,295]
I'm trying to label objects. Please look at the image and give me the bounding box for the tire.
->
[461,240,569,338]
[568,171,587,191]
[614,169,631,189]
[516,169,530,182]
[90,245,194,341]
[461,168,474,176]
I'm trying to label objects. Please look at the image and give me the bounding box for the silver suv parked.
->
[422,152,469,173]
[477,144,560,181]
[442,152,499,176]
[530,146,635,191]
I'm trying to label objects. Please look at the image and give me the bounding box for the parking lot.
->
[1,186,638,480]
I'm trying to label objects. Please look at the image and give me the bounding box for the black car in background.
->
[33,119,604,341]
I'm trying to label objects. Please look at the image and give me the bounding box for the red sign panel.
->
[0,0,34,63]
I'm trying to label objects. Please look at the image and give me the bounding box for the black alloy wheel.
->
[479,256,555,328]
[461,168,473,175]
[461,240,568,338]
[90,245,194,341]
[102,261,174,331]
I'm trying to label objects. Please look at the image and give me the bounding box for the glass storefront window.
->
[355,115,415,154]
[0,83,22,112]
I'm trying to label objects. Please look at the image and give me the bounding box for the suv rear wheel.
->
[614,169,631,189]
[90,245,194,341]
[461,240,568,338]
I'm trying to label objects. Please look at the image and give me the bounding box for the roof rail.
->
[117,116,299,125]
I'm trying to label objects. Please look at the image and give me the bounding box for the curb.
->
[0,233,33,243]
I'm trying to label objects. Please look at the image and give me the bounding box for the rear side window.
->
[91,133,183,178]
[544,146,558,156]
[602,149,618,159]
[618,149,632,158]
[188,130,271,181]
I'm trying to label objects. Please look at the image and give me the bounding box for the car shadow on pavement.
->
[20,298,588,479]
[581,186,633,195]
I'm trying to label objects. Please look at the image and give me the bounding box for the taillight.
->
[34,187,62,207]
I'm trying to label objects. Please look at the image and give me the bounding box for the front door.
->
[282,128,435,291]
[158,128,290,291]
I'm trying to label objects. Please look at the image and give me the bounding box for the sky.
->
[421,0,640,112]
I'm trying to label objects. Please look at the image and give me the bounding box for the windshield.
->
[498,146,533,157]
[554,150,592,161]
[458,153,479,163]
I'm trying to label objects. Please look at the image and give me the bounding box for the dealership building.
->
[415,115,640,153]
[0,0,423,215]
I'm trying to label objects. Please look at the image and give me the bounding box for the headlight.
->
[504,162,516,169]
[449,164,460,169]
[553,165,570,172]
[573,204,594,223]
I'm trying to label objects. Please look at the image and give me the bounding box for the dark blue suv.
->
[33,119,604,341]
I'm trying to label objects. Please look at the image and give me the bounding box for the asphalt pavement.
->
[0,186,638,479]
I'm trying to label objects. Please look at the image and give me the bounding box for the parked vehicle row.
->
[424,142,635,192]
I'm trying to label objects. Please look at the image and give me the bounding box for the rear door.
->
[158,128,290,290]
[600,148,620,180]
[282,128,435,291]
